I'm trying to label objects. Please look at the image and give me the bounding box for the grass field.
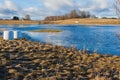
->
[0,20,39,24]
[52,18,120,25]
[0,18,120,25]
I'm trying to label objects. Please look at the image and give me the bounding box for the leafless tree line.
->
[44,10,96,21]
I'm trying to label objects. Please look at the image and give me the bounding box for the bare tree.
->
[24,14,31,20]
[44,10,93,21]
[114,0,120,18]
[69,10,79,18]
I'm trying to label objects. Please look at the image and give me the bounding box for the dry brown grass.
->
[0,19,120,25]
[0,37,3,40]
[0,39,120,79]
[51,18,120,25]
[0,20,39,24]
[30,29,62,33]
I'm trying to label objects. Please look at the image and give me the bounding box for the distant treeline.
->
[44,10,96,21]
[0,14,31,20]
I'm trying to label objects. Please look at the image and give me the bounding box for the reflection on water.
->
[0,24,120,55]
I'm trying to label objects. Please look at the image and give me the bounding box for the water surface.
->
[0,24,120,55]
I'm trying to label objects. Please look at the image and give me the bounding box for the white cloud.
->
[23,7,51,19]
[77,0,115,17]
[0,0,20,19]
[40,0,115,17]
[0,0,117,19]
[0,13,4,17]
[43,0,74,11]
[2,0,19,11]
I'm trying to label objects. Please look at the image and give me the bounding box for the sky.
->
[0,0,117,20]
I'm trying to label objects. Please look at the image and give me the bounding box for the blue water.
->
[0,24,120,55]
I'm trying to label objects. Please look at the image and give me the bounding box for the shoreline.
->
[30,29,62,33]
[0,18,120,25]
[0,38,120,79]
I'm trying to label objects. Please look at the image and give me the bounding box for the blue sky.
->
[0,0,117,20]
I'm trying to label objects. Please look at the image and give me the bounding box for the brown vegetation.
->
[30,29,62,33]
[0,37,3,40]
[0,20,39,25]
[44,10,93,21]
[51,18,120,25]
[0,18,120,25]
[0,39,120,80]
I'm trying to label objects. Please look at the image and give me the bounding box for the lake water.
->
[0,24,120,55]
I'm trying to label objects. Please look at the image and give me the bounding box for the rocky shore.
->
[0,39,120,80]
